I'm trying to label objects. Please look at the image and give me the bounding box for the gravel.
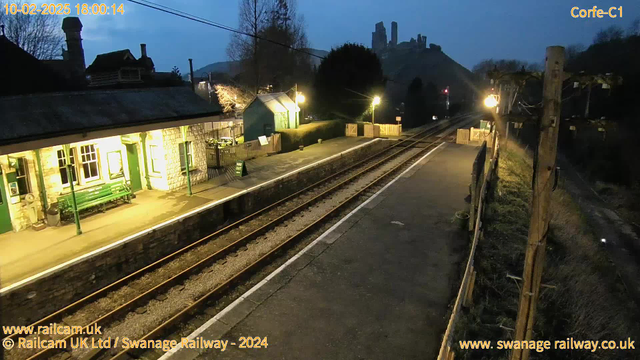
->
[7,143,423,360]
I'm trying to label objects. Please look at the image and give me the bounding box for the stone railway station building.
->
[0,87,222,234]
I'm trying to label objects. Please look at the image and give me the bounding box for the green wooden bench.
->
[57,180,132,218]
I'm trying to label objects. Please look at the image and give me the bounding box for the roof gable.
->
[251,92,297,114]
[0,35,70,95]
[86,49,144,73]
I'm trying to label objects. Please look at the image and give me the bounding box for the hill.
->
[381,47,477,105]
[186,48,329,80]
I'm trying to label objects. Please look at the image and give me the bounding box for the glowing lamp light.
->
[601,238,607,244]
[296,93,306,104]
[372,96,381,106]
[484,95,498,108]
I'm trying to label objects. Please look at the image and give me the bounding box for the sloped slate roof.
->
[86,49,147,73]
[252,92,297,114]
[0,35,70,95]
[0,87,221,146]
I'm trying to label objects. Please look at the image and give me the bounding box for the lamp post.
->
[371,96,381,125]
[294,83,305,128]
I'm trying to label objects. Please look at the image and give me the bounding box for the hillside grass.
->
[453,143,639,360]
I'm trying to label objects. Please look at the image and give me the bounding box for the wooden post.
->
[511,46,564,360]
[505,122,510,151]
[463,269,477,307]
[584,82,591,119]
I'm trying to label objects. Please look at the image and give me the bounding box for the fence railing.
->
[437,129,500,360]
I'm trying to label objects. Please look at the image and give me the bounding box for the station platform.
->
[0,136,379,290]
[166,142,479,360]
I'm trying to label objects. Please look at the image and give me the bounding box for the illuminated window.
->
[149,145,161,173]
[57,149,78,186]
[107,151,124,180]
[80,144,100,181]
[179,142,193,172]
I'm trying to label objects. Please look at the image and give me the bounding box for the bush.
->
[278,120,344,152]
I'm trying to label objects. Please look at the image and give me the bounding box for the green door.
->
[0,172,13,234]
[126,144,143,193]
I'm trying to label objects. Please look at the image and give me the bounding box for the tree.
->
[227,0,310,93]
[424,81,441,118]
[628,18,640,37]
[171,66,181,78]
[257,0,311,92]
[564,43,585,64]
[0,0,64,59]
[404,77,427,128]
[593,25,624,44]
[227,0,271,93]
[312,43,385,119]
[214,84,253,113]
[472,59,540,78]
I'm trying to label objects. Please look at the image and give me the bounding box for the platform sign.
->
[235,160,248,177]
[395,116,402,123]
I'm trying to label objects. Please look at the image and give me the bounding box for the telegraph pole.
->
[511,46,564,360]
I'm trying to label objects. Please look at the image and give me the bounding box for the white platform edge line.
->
[159,141,447,359]
[0,139,381,295]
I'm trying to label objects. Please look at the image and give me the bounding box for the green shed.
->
[242,92,298,141]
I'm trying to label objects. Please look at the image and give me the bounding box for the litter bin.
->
[46,205,60,226]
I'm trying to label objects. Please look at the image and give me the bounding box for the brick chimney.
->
[140,43,147,58]
[61,17,85,80]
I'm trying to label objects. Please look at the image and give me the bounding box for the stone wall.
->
[1,139,392,326]
[162,125,207,191]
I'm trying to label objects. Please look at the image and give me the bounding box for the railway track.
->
[3,114,476,360]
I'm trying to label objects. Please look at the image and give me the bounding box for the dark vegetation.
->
[559,28,640,188]
[227,0,312,94]
[455,146,640,360]
[311,43,385,120]
[477,23,640,212]
[403,77,444,128]
[278,120,344,152]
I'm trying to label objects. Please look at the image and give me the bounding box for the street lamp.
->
[372,96,381,125]
[296,92,305,126]
[484,94,498,108]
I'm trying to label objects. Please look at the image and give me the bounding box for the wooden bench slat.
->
[57,180,132,218]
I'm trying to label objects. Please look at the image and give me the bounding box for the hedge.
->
[278,120,344,152]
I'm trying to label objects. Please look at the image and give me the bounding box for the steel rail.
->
[14,115,474,360]
[5,115,471,346]
[110,117,474,360]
